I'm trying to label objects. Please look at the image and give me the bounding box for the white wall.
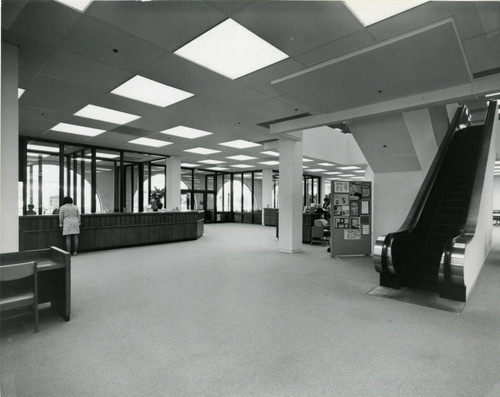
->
[372,171,423,248]
[1,43,19,252]
[303,126,367,165]
[463,103,498,298]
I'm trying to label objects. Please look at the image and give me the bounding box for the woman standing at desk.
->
[59,196,80,256]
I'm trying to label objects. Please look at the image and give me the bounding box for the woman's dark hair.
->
[62,196,73,205]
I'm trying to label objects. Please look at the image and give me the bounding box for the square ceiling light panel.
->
[75,105,140,125]
[184,147,221,155]
[198,159,226,164]
[259,161,279,165]
[54,0,93,12]
[51,123,106,137]
[128,138,172,148]
[28,153,49,158]
[318,162,335,166]
[231,164,253,169]
[345,0,429,27]
[174,18,289,80]
[111,76,194,107]
[207,167,229,171]
[181,163,198,167]
[324,171,342,175]
[226,155,257,161]
[27,144,59,153]
[261,151,279,157]
[219,140,261,149]
[160,126,212,139]
[96,152,119,159]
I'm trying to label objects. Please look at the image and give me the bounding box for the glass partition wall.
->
[20,137,321,220]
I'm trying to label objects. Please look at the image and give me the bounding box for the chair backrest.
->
[0,261,36,281]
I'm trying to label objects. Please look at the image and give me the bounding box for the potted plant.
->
[150,187,165,211]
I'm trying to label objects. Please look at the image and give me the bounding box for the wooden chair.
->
[0,261,38,333]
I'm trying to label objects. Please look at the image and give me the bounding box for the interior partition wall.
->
[21,137,321,222]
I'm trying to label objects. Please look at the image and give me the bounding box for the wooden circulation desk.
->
[19,211,204,252]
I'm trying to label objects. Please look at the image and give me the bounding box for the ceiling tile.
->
[143,53,230,95]
[19,89,90,116]
[60,15,169,74]
[87,1,226,51]
[39,49,133,91]
[9,0,81,46]
[167,96,233,120]
[295,30,375,66]
[1,0,29,30]
[273,21,472,113]
[29,74,105,105]
[463,29,500,75]
[233,1,362,57]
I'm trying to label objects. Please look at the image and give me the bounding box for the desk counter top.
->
[19,211,204,252]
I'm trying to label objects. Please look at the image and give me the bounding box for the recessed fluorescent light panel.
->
[231,164,253,169]
[324,171,341,175]
[318,163,334,166]
[226,155,257,161]
[219,140,261,149]
[307,169,327,172]
[160,126,212,139]
[111,76,194,107]
[338,166,360,170]
[303,158,314,162]
[339,174,355,177]
[174,18,289,80]
[181,163,198,168]
[198,159,226,164]
[96,152,119,159]
[345,0,429,27]
[486,92,500,98]
[18,88,25,98]
[207,167,229,171]
[184,147,221,155]
[51,123,105,137]
[128,138,172,147]
[354,170,365,173]
[28,153,49,158]
[261,151,279,157]
[54,0,93,12]
[75,104,140,125]
[27,144,59,153]
[259,161,279,165]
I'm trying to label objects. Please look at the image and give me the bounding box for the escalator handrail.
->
[393,105,470,235]
[378,105,470,275]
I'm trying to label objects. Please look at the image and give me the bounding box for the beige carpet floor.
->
[1,223,500,396]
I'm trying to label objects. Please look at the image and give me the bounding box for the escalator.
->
[374,102,497,301]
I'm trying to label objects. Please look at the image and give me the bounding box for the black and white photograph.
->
[1,1,499,396]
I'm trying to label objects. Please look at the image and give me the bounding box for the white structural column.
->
[278,135,303,253]
[261,169,273,224]
[166,157,181,211]
[403,108,438,177]
[1,43,19,253]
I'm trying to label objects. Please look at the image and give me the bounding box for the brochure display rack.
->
[330,181,372,256]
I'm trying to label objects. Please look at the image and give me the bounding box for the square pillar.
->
[1,42,19,252]
[278,135,303,253]
[261,169,273,224]
[166,157,181,211]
